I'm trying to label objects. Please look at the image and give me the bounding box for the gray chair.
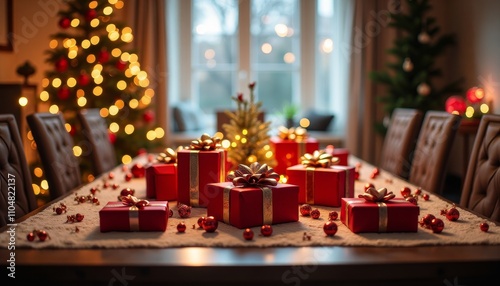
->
[78,109,117,176]
[379,108,423,179]
[408,111,461,194]
[460,114,500,222]
[27,113,81,200]
[0,114,37,227]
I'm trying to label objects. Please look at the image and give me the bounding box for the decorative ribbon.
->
[358,187,395,202]
[157,147,180,164]
[345,200,388,232]
[189,150,200,206]
[121,195,150,231]
[189,133,222,150]
[278,126,308,141]
[300,150,339,168]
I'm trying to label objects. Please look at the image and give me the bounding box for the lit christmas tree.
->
[34,0,163,185]
[223,82,276,169]
[369,0,462,134]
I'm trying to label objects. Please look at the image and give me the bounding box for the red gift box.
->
[270,137,319,175]
[206,182,299,229]
[286,165,355,207]
[177,149,226,207]
[329,148,349,166]
[99,201,169,232]
[146,163,177,201]
[340,198,419,233]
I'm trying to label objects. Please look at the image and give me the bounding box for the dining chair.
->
[77,109,117,176]
[408,111,462,194]
[379,108,423,179]
[27,113,82,200]
[0,114,38,227]
[460,114,500,223]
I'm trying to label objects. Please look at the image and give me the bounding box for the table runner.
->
[2,155,499,249]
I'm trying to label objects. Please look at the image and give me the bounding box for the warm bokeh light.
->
[32,184,41,195]
[155,127,165,138]
[465,106,475,118]
[52,78,62,88]
[109,105,119,116]
[65,123,72,132]
[100,108,109,117]
[103,6,113,15]
[480,103,490,114]
[41,180,49,190]
[299,118,310,128]
[39,91,49,102]
[146,130,157,141]
[77,97,87,107]
[445,96,467,115]
[261,43,272,54]
[34,167,43,178]
[73,146,83,157]
[70,18,80,27]
[247,155,257,163]
[275,23,288,37]
[321,38,334,53]
[109,122,120,133]
[221,139,231,149]
[124,124,135,134]
[122,154,132,164]
[18,97,28,107]
[67,77,77,87]
[466,87,485,103]
[90,18,100,27]
[49,105,59,114]
[284,52,295,64]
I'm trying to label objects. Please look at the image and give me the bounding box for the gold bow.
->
[121,195,150,209]
[278,126,308,141]
[300,150,339,168]
[189,133,222,151]
[227,162,279,187]
[157,147,178,164]
[358,187,395,202]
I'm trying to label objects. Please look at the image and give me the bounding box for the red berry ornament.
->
[311,209,320,219]
[27,232,35,241]
[120,188,135,197]
[197,216,206,228]
[444,207,460,221]
[57,86,71,100]
[328,211,338,221]
[177,222,186,233]
[420,214,435,228]
[37,230,49,241]
[422,193,430,201]
[125,173,133,182]
[243,228,254,240]
[202,216,218,233]
[116,59,127,71]
[299,204,312,216]
[480,222,489,232]
[98,49,109,63]
[59,17,71,29]
[108,172,115,179]
[85,9,97,21]
[178,204,192,218]
[400,186,411,198]
[143,110,155,123]
[431,218,444,233]
[414,188,422,195]
[55,57,68,72]
[131,163,145,178]
[261,225,273,237]
[323,221,338,236]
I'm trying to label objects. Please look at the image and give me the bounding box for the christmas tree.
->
[369,0,462,133]
[35,0,162,184]
[223,82,276,169]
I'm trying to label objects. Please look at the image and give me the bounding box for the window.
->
[168,0,341,133]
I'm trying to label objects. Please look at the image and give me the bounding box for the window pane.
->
[255,71,293,114]
[316,0,334,111]
[196,70,235,112]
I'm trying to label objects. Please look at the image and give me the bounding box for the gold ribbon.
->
[129,206,140,231]
[189,133,222,150]
[157,146,185,164]
[358,187,395,202]
[377,202,388,232]
[305,167,315,204]
[278,126,308,141]
[223,185,231,224]
[189,150,200,206]
[222,185,273,225]
[119,195,153,231]
[300,150,339,168]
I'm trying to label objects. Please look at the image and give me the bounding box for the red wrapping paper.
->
[270,137,319,175]
[286,165,355,207]
[99,201,169,232]
[328,148,349,166]
[340,198,419,233]
[177,149,226,207]
[145,163,177,201]
[206,182,299,229]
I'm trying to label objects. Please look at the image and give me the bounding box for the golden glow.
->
[100,108,109,117]
[18,97,28,107]
[94,75,104,84]
[146,130,157,141]
[242,129,248,135]
[49,39,58,49]
[121,52,130,61]
[111,48,121,57]
[34,167,43,178]
[145,88,155,97]
[70,18,80,27]
[140,95,152,105]
[221,139,231,149]
[109,105,119,116]
[280,175,288,184]
[275,24,288,37]
[122,154,132,164]
[205,49,215,59]
[52,78,62,88]
[89,1,98,9]
[321,38,334,53]
[109,0,118,4]
[106,24,116,33]
[93,86,103,96]
[67,77,76,87]
[65,123,72,132]
[90,35,100,45]
[241,138,247,144]
[299,118,310,128]
[109,31,120,41]
[27,131,33,141]
[155,127,165,138]
[465,106,475,118]
[137,71,147,81]
[115,99,125,109]
[263,144,270,150]
[32,184,41,195]
[121,32,133,43]
[266,150,273,158]
[94,63,103,71]
[75,89,84,98]
[214,131,224,139]
[115,0,124,9]
[82,39,91,49]
[41,180,49,190]
[235,135,241,140]
[480,103,490,113]
[261,43,272,54]
[117,80,127,90]
[68,49,78,59]
[87,174,95,182]
[109,122,120,133]
[90,18,99,27]
[129,99,139,109]
[231,142,237,148]
[87,54,96,63]
[284,52,296,64]
[247,155,257,163]
[49,105,59,114]
[41,78,50,87]
[73,146,83,157]
[476,88,485,100]
[103,6,113,15]
[77,97,87,107]
[124,124,135,134]
[39,91,49,102]
[129,54,138,62]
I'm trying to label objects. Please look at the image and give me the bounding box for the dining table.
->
[1,153,499,286]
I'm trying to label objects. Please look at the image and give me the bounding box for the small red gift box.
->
[177,149,226,207]
[99,201,169,232]
[286,165,355,207]
[340,198,419,233]
[270,137,319,175]
[206,182,299,229]
[328,148,349,166]
[146,163,177,201]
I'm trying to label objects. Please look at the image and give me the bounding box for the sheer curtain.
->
[124,0,169,146]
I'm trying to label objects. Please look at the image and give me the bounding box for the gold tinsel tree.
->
[223,82,276,169]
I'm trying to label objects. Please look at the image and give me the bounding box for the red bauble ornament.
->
[431,218,444,233]
[59,17,71,29]
[299,204,312,216]
[37,230,49,242]
[143,110,155,123]
[55,57,68,72]
[124,173,133,182]
[103,182,110,189]
[98,49,109,63]
[414,188,422,196]
[444,207,460,221]
[116,59,127,71]
[311,209,320,219]
[57,86,71,100]
[85,9,97,21]
[328,211,338,221]
[364,183,375,192]
[243,228,254,240]
[112,183,119,190]
[177,222,186,233]
[420,214,435,229]
[108,172,115,179]
[90,187,99,195]
[323,221,338,236]
[422,194,430,201]
[261,225,273,237]
[78,73,90,86]
[120,188,135,197]
[27,232,35,241]
[75,213,85,222]
[372,168,380,175]
[122,165,129,172]
[108,132,116,144]
[131,163,145,178]
[197,217,206,228]
[400,186,411,198]
[480,222,489,232]
[405,196,418,205]
[178,204,192,218]
[202,216,218,233]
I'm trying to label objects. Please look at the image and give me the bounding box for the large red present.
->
[177,135,226,207]
[341,197,419,233]
[270,136,319,175]
[206,182,299,229]
[286,164,355,207]
[99,200,169,232]
[146,163,177,200]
